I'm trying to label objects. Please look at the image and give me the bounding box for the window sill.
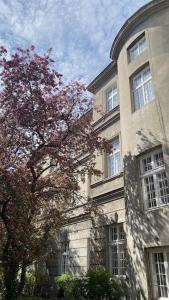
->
[146,203,169,212]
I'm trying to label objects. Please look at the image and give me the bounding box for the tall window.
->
[131,65,154,111]
[106,85,118,112]
[140,149,169,209]
[61,241,69,274]
[128,34,147,62]
[150,248,169,299]
[107,138,120,177]
[109,224,125,277]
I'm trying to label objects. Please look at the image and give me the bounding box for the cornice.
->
[92,106,120,133]
[91,172,123,189]
[87,61,117,94]
[93,187,124,205]
[110,0,169,60]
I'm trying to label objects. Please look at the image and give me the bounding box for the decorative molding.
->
[93,187,124,205]
[93,111,120,134]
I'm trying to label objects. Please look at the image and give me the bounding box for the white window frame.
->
[106,85,118,112]
[140,149,169,210]
[107,137,121,178]
[108,224,126,278]
[132,65,154,111]
[128,34,147,62]
[149,247,169,300]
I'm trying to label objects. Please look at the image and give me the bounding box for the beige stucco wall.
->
[117,5,169,299]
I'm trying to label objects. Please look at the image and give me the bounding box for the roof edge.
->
[110,0,169,60]
[87,61,117,94]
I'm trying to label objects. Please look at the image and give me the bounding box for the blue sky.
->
[0,0,149,84]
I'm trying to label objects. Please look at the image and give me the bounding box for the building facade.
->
[50,1,169,299]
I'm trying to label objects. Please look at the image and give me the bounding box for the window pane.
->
[111,245,118,275]
[157,172,169,205]
[106,87,118,112]
[109,224,126,277]
[144,176,157,208]
[107,139,120,177]
[132,65,154,111]
[129,35,147,61]
[144,79,154,103]
[139,37,147,53]
[61,241,69,274]
[133,87,144,110]
[133,74,142,89]
[119,244,125,276]
[119,225,125,240]
[154,252,168,298]
[154,152,164,168]
[112,227,118,241]
[142,156,152,173]
[143,67,151,81]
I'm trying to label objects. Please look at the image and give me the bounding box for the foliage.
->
[86,267,123,299]
[55,273,73,284]
[25,272,36,287]
[0,46,109,300]
[55,268,124,300]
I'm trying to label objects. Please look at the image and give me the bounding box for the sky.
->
[0,0,150,84]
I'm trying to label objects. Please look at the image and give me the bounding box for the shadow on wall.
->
[46,228,87,278]
[124,130,169,300]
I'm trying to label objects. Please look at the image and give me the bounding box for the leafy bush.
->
[86,267,123,300]
[25,272,36,286]
[24,270,51,298]
[55,268,124,300]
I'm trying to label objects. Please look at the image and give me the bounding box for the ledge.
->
[91,172,123,189]
[93,108,120,134]
[93,187,124,205]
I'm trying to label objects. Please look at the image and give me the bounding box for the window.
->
[106,85,118,112]
[149,248,169,299]
[132,65,154,111]
[109,224,126,277]
[140,149,169,209]
[107,138,120,177]
[61,241,69,274]
[128,34,147,62]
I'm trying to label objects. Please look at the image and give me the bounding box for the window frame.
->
[140,149,169,210]
[131,64,154,111]
[60,240,70,274]
[149,247,169,299]
[128,33,147,62]
[106,137,121,178]
[105,84,118,113]
[108,223,126,278]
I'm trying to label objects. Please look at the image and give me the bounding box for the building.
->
[50,1,169,299]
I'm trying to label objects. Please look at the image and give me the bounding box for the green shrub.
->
[25,272,36,286]
[86,267,123,300]
[55,273,73,285]
[55,268,124,300]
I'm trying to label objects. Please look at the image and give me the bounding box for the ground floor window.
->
[109,223,126,277]
[61,241,69,274]
[149,247,169,299]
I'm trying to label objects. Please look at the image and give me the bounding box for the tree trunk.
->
[2,240,19,300]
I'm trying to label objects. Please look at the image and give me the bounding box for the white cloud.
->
[0,0,149,83]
